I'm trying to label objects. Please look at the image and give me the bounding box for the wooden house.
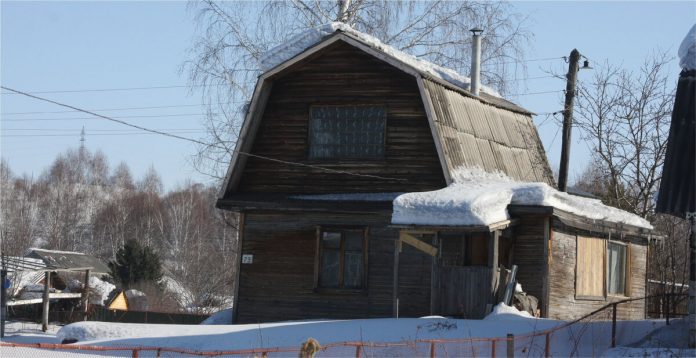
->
[217,24,653,323]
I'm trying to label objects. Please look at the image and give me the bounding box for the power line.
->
[3,132,207,138]
[3,128,204,132]
[1,85,405,182]
[493,56,565,66]
[508,75,562,82]
[2,113,216,122]
[509,89,564,97]
[0,83,228,95]
[2,102,240,115]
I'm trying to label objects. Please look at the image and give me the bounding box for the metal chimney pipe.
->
[470,28,483,96]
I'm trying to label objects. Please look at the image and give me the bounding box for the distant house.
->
[217,23,653,323]
[26,248,111,276]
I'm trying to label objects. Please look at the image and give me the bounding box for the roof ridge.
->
[259,22,502,98]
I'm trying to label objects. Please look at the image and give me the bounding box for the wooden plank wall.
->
[236,41,446,194]
[437,266,491,318]
[547,220,647,321]
[511,216,547,312]
[236,211,432,323]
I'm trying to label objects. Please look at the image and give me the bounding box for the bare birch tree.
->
[186,0,531,178]
[574,51,675,219]
[573,51,686,315]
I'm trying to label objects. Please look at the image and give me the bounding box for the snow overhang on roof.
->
[391,169,653,234]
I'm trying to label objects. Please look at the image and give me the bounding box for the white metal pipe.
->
[470,29,483,96]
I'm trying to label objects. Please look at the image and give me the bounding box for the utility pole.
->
[557,49,581,192]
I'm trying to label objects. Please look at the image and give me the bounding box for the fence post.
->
[355,344,362,358]
[430,341,436,358]
[545,333,551,357]
[491,339,496,357]
[506,334,514,358]
[611,303,618,348]
[131,348,139,358]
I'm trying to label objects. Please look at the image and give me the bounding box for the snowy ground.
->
[1,310,693,357]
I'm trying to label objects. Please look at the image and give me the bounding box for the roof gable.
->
[219,29,553,199]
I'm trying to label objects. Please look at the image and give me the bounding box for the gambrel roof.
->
[219,25,555,199]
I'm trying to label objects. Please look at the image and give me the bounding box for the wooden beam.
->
[41,271,50,332]
[489,231,500,305]
[392,239,401,318]
[231,212,245,324]
[81,269,90,321]
[390,219,516,233]
[430,234,440,315]
[399,232,438,257]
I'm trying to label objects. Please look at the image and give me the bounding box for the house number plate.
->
[242,254,253,264]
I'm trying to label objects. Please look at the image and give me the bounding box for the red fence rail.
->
[1,293,687,357]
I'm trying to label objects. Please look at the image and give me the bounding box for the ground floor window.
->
[315,227,368,290]
[576,236,630,298]
[607,242,628,295]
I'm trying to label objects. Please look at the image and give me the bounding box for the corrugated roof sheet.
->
[422,79,555,185]
[26,248,111,274]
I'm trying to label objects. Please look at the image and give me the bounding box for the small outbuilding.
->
[107,289,148,312]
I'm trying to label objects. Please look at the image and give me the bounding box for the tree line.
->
[0,147,237,313]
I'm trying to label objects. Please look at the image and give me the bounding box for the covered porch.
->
[391,220,516,319]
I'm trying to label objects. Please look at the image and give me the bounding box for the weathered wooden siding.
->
[437,266,491,318]
[421,79,555,186]
[546,220,647,321]
[511,216,548,314]
[236,41,446,194]
[235,211,431,323]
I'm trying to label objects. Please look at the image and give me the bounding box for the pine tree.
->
[109,239,163,288]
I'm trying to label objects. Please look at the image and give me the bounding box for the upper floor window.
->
[308,106,386,159]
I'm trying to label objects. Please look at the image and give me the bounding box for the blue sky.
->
[2,1,694,190]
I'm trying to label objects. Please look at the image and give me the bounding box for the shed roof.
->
[26,248,111,275]
[219,24,554,198]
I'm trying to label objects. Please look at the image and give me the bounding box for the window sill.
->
[575,295,606,301]
[608,294,630,299]
[313,288,367,295]
[305,159,388,165]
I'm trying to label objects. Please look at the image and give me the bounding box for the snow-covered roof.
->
[678,23,696,70]
[392,169,652,230]
[260,22,500,97]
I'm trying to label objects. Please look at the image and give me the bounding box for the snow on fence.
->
[0,293,688,357]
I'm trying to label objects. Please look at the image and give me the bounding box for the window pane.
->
[344,231,363,251]
[322,232,341,249]
[343,251,363,289]
[320,249,340,288]
[309,106,386,159]
[608,243,626,295]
